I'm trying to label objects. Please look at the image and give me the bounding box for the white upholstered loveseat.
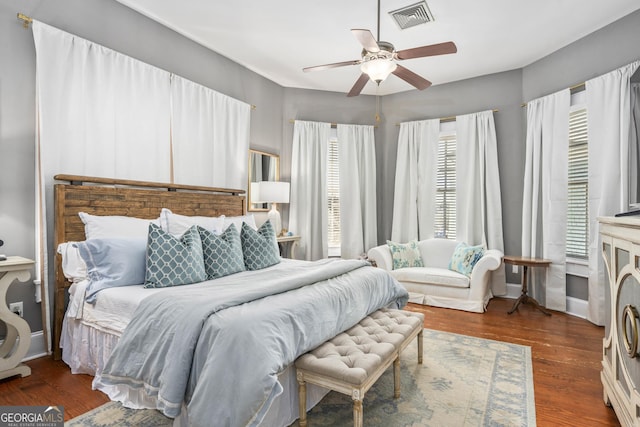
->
[367,239,503,313]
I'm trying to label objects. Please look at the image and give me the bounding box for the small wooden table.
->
[277,235,300,259]
[0,256,35,380]
[503,255,552,316]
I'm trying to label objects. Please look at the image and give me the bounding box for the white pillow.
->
[160,208,225,236]
[57,242,87,283]
[224,214,257,232]
[78,212,159,240]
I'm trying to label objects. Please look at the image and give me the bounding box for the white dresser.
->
[600,216,640,426]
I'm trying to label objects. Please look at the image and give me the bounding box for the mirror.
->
[248,149,279,211]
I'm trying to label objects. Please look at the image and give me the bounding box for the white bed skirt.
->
[61,316,329,426]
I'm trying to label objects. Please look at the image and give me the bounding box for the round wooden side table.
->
[503,255,552,316]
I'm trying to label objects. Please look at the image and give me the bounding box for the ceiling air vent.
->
[389,1,434,30]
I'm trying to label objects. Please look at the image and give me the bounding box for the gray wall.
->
[0,0,285,335]
[2,1,640,338]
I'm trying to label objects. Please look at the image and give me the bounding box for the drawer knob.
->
[622,304,639,358]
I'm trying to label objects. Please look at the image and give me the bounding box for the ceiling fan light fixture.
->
[361,58,397,83]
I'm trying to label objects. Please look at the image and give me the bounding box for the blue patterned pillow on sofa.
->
[144,223,206,288]
[448,242,485,277]
[387,240,424,270]
[241,220,280,271]
[198,224,245,279]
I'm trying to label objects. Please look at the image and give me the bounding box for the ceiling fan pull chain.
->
[375,84,381,123]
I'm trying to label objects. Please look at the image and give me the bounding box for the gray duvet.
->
[93,258,408,427]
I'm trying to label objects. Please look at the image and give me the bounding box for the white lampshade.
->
[251,181,290,204]
[251,181,289,236]
[361,58,397,83]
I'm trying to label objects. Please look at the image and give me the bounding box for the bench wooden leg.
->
[298,373,307,427]
[418,329,423,364]
[393,357,401,398]
[353,398,363,427]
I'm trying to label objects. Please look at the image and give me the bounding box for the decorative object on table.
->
[251,181,290,236]
[66,329,535,427]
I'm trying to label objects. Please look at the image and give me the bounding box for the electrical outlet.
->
[9,302,23,318]
[511,265,518,274]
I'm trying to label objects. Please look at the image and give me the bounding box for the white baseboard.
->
[0,330,49,362]
[501,282,588,319]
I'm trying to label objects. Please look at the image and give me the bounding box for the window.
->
[327,136,341,255]
[566,107,588,259]
[434,132,456,239]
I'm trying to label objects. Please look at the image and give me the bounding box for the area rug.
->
[66,329,535,426]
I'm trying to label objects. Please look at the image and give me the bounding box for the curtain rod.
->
[17,12,257,111]
[521,82,586,107]
[395,108,499,126]
[17,13,32,29]
[288,119,378,128]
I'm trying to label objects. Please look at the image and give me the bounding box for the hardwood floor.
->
[0,298,621,425]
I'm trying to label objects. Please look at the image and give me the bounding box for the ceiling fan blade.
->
[392,65,432,90]
[396,41,457,60]
[303,60,361,73]
[347,73,370,97]
[351,29,379,53]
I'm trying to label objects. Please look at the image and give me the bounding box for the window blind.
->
[567,108,588,259]
[327,138,341,248]
[435,133,457,239]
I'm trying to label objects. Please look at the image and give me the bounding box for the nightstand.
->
[0,256,35,380]
[277,235,301,259]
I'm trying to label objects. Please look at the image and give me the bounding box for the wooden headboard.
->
[52,174,246,359]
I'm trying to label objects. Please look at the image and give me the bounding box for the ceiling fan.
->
[302,0,457,97]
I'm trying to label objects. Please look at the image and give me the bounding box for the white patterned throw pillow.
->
[387,240,424,270]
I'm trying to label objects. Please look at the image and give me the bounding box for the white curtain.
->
[522,89,570,312]
[337,124,377,259]
[171,76,251,189]
[630,83,640,211]
[33,21,172,350]
[586,61,640,325]
[391,119,439,242]
[32,21,252,349]
[456,111,506,295]
[289,120,330,260]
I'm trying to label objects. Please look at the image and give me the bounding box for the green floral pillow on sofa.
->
[387,240,424,270]
[448,242,485,277]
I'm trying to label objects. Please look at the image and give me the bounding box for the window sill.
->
[566,257,589,278]
[328,246,341,258]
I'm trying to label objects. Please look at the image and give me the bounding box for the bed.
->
[53,175,409,427]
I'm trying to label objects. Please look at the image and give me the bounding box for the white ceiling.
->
[115,0,640,96]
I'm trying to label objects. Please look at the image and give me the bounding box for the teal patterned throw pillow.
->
[144,223,206,288]
[198,224,245,279]
[241,220,281,271]
[387,240,424,270]
[448,242,485,277]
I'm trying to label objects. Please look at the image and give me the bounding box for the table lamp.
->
[251,181,290,236]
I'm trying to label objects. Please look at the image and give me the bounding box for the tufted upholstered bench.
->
[295,308,424,427]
